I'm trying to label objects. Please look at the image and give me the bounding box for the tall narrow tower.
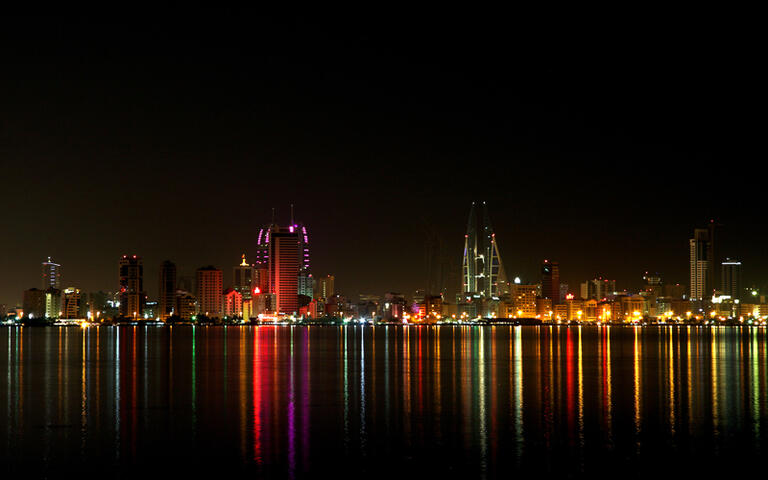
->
[42,257,61,290]
[461,202,508,299]
[119,255,145,318]
[158,260,177,321]
[541,260,560,303]
[689,227,710,302]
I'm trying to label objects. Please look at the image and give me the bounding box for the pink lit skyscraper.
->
[256,209,311,316]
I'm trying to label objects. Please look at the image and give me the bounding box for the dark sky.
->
[0,10,763,307]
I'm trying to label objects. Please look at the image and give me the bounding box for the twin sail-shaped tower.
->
[461,201,508,301]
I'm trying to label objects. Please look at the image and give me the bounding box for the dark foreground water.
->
[1,325,767,478]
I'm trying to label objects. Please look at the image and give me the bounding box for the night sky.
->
[0,11,762,307]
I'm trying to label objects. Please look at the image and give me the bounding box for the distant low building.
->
[536,297,553,321]
[175,290,196,320]
[381,292,406,321]
[511,284,537,317]
[223,288,243,318]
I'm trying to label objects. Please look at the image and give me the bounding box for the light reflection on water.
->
[1,325,768,478]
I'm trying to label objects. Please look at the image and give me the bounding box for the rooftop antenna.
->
[271,207,276,225]
[290,203,295,225]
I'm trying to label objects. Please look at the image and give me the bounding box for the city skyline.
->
[3,213,759,321]
[1,13,763,306]
[0,206,763,309]
[2,11,765,479]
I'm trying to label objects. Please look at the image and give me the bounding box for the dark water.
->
[1,325,767,478]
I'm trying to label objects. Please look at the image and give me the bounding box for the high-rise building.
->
[62,287,83,319]
[44,288,61,319]
[195,266,223,319]
[314,275,335,300]
[256,212,310,316]
[158,260,177,321]
[119,255,145,319]
[270,228,299,314]
[42,257,61,290]
[721,258,742,302]
[689,228,711,302]
[541,260,560,304]
[233,254,256,300]
[689,221,721,304]
[298,272,313,300]
[461,201,508,299]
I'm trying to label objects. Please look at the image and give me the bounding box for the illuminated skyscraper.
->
[270,227,299,314]
[41,257,61,289]
[158,260,177,320]
[62,287,83,319]
[44,288,61,319]
[233,254,256,299]
[461,201,508,299]
[690,221,720,304]
[119,255,145,319]
[689,228,710,302]
[196,266,223,319]
[256,208,311,316]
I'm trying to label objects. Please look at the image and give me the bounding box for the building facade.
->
[461,201,508,300]
[721,258,742,302]
[511,284,538,317]
[314,275,335,300]
[580,277,617,301]
[42,257,61,290]
[256,212,311,317]
[158,260,177,321]
[223,288,243,318]
[196,266,223,319]
[689,228,710,303]
[62,287,83,319]
[541,260,560,304]
[119,255,145,319]
[233,254,256,300]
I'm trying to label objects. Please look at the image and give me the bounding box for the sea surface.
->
[1,325,767,478]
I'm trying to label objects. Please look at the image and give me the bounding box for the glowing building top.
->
[461,202,508,300]
[41,256,61,290]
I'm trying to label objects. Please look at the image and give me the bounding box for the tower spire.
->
[290,203,295,225]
